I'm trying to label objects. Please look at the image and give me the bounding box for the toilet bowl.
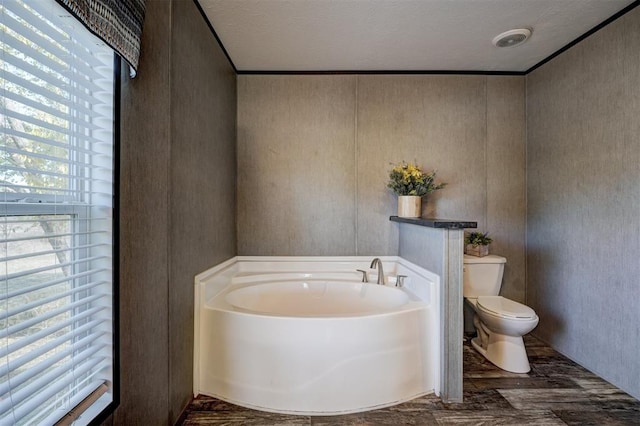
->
[463,254,538,373]
[465,296,538,373]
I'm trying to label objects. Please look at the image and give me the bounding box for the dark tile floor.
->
[182,335,640,425]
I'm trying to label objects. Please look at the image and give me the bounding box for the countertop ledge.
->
[390,216,477,229]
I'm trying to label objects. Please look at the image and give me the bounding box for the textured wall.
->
[118,1,171,424]
[486,78,526,302]
[356,75,486,255]
[526,7,640,400]
[116,1,236,424]
[237,76,356,255]
[237,75,526,301]
[169,0,237,421]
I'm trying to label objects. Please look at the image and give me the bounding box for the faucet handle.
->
[396,275,408,288]
[356,269,369,283]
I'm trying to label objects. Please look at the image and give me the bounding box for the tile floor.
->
[182,335,640,425]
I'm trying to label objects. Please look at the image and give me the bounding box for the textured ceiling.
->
[197,0,636,72]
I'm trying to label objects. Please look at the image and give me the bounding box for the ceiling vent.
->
[492,28,532,48]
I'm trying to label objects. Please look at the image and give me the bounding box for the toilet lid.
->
[477,296,536,319]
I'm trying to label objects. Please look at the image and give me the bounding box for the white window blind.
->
[1,0,115,424]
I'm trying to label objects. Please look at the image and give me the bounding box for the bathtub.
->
[194,256,440,415]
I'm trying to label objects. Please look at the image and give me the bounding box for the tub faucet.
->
[370,258,385,285]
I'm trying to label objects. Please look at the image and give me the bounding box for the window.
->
[1,0,116,424]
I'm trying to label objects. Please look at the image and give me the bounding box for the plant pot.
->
[466,244,489,257]
[397,195,421,218]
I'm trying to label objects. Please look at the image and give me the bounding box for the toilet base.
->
[471,334,531,374]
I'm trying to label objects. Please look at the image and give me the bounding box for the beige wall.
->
[526,7,640,400]
[237,76,357,255]
[115,1,236,424]
[168,0,237,421]
[237,75,526,301]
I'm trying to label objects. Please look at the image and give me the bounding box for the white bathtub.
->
[194,256,440,415]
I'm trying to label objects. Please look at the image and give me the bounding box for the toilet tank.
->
[463,254,506,297]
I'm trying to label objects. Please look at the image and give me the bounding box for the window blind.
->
[1,0,115,424]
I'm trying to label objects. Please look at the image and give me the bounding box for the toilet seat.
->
[477,296,536,320]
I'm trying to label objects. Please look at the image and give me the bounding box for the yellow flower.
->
[387,160,447,197]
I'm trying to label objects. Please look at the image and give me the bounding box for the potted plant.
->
[465,231,493,257]
[387,161,446,218]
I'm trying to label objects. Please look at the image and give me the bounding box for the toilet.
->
[463,254,538,373]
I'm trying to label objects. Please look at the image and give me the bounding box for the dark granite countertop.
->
[390,216,477,229]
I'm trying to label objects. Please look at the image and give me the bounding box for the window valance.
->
[57,0,146,76]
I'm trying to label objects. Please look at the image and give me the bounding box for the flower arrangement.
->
[387,161,446,197]
[465,232,493,247]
